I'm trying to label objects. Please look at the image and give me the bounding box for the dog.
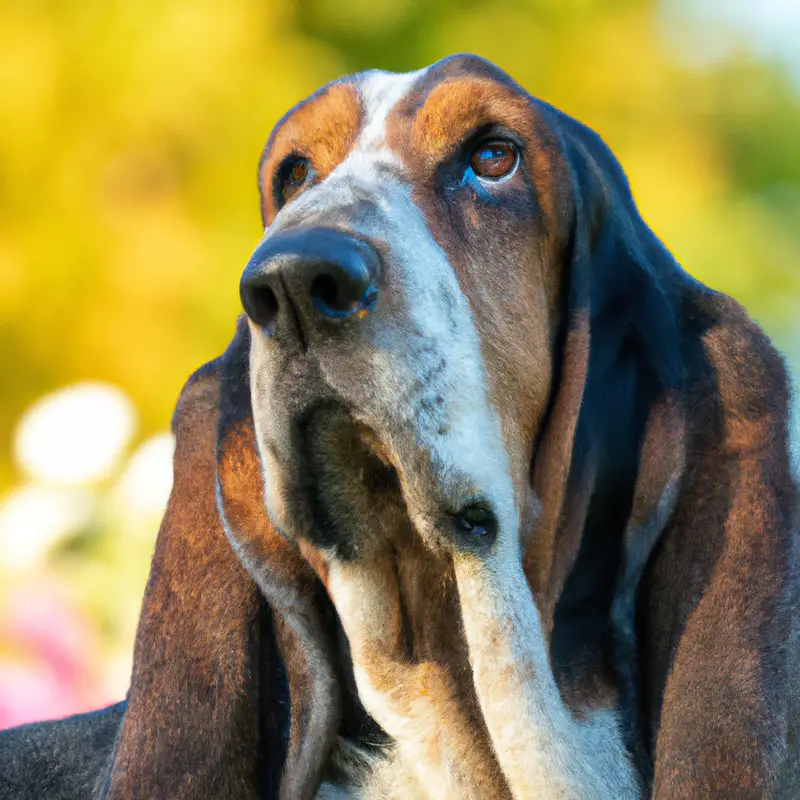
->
[2,53,798,799]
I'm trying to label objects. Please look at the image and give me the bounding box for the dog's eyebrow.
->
[259,81,363,222]
[405,77,535,163]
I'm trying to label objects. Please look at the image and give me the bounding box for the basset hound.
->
[2,53,798,800]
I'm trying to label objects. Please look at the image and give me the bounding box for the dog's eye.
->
[280,157,312,200]
[470,141,518,180]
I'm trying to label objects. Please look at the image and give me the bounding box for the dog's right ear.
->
[104,318,342,800]
[216,317,343,800]
[105,349,273,799]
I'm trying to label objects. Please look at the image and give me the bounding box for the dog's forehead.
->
[257,57,538,225]
[260,55,529,178]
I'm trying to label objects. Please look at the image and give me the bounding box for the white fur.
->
[455,546,640,799]
[324,555,509,798]
[355,70,425,151]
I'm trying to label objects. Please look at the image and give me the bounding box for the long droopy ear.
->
[216,317,343,800]
[105,354,277,799]
[523,106,686,781]
[532,107,799,797]
[525,106,684,621]
[105,319,343,800]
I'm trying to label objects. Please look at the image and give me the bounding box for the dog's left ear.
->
[523,106,687,780]
[532,109,798,796]
[526,106,685,620]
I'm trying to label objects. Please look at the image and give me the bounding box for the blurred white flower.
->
[113,433,175,521]
[14,383,137,486]
[0,485,92,572]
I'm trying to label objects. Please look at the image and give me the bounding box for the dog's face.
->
[241,55,573,562]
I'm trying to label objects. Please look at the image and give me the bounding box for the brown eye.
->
[470,141,518,179]
[281,157,311,199]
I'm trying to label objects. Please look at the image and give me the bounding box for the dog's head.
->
[218,55,688,796]
[239,53,680,568]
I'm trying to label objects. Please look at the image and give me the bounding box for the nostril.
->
[310,274,341,312]
[242,282,279,333]
[309,271,378,319]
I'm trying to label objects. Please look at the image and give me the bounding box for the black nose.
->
[240,228,380,337]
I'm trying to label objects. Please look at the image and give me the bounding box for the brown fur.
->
[104,362,268,799]
[259,82,362,224]
[643,293,798,797]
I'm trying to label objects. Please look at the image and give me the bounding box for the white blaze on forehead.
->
[323,68,424,182]
[354,68,425,151]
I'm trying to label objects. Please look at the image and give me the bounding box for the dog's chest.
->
[315,743,425,800]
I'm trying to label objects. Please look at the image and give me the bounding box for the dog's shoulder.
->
[0,702,125,800]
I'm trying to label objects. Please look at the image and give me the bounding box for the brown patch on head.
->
[259,81,362,225]
[389,75,563,233]
[411,79,528,155]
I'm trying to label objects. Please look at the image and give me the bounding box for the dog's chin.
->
[262,402,499,561]
[266,403,413,560]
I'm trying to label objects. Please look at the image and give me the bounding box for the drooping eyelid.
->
[436,125,527,195]
[450,124,526,169]
[272,152,317,210]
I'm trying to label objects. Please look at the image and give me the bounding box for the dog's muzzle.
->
[240,205,517,560]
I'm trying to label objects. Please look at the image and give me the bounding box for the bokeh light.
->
[0,485,92,572]
[113,433,175,526]
[0,380,173,728]
[14,383,136,486]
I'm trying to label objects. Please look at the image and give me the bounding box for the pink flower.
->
[0,579,116,729]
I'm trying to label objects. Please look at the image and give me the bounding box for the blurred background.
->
[1,0,799,729]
